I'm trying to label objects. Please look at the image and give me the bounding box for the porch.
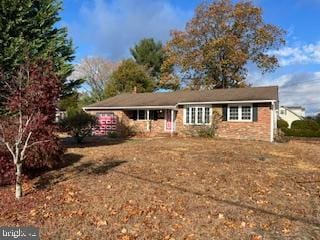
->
[123,108,177,134]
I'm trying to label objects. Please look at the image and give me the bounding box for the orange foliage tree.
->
[162,0,285,89]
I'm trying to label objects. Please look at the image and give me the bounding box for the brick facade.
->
[216,103,271,142]
[86,102,273,141]
[87,110,170,136]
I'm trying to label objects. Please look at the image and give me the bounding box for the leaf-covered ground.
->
[1,137,319,239]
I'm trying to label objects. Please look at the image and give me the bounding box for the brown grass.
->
[1,137,320,239]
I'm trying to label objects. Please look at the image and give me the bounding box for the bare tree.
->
[72,57,119,101]
[0,113,37,199]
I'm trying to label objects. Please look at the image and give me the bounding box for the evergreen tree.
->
[0,0,80,110]
[130,38,165,89]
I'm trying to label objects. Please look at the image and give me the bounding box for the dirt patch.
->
[296,161,320,171]
[1,137,319,239]
[268,151,296,159]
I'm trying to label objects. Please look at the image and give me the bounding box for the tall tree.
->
[72,57,118,102]
[105,59,154,97]
[130,38,165,89]
[0,0,79,109]
[162,0,285,89]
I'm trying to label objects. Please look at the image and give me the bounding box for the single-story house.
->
[83,86,278,142]
[278,106,305,128]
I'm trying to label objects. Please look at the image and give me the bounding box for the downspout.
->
[171,109,174,137]
[270,101,275,142]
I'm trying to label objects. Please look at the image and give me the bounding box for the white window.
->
[197,108,203,124]
[229,106,239,120]
[228,105,253,121]
[204,107,210,124]
[184,106,211,125]
[186,108,190,124]
[191,107,196,123]
[241,106,251,120]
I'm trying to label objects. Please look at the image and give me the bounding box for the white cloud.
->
[67,0,192,60]
[249,71,320,115]
[270,42,320,66]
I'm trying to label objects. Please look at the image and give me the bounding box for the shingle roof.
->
[85,86,278,108]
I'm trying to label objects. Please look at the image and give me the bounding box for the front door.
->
[165,110,176,132]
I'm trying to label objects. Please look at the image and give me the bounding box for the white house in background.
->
[55,109,67,123]
[278,106,305,128]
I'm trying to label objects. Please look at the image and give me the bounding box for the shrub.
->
[107,131,119,138]
[197,125,216,138]
[60,110,98,143]
[274,129,288,143]
[184,112,220,138]
[277,119,289,130]
[184,124,217,138]
[291,119,319,131]
[118,120,138,138]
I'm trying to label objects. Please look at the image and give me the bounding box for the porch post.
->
[171,109,174,137]
[147,110,150,131]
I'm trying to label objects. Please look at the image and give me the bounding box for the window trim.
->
[184,105,212,125]
[227,104,253,122]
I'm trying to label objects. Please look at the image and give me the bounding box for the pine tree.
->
[130,38,164,86]
[0,0,80,110]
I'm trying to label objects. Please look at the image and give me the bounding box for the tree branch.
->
[26,139,50,149]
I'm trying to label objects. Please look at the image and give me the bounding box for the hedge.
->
[277,119,289,130]
[291,119,320,131]
[283,128,320,138]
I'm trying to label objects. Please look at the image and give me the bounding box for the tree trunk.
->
[15,163,23,199]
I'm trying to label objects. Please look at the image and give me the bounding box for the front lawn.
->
[1,137,319,239]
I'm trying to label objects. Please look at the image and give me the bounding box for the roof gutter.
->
[83,106,177,110]
[177,100,277,105]
[83,100,277,111]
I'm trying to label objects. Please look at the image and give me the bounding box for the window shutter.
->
[253,104,258,122]
[222,105,228,121]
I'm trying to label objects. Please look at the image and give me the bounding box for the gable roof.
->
[85,86,278,109]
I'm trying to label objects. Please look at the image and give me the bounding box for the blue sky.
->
[61,0,320,115]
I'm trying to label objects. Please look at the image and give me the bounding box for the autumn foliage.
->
[0,60,64,185]
[0,150,15,185]
[162,0,285,89]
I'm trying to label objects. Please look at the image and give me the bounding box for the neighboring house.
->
[83,86,278,142]
[55,109,67,123]
[278,106,305,128]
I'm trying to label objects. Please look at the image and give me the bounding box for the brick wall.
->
[217,103,271,141]
[86,110,168,136]
[175,103,272,141]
